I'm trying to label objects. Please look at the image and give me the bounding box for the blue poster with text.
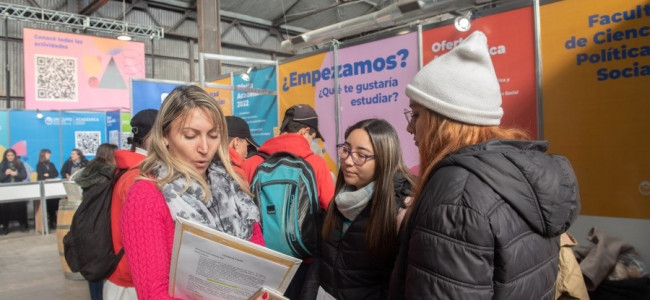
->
[233,66,278,146]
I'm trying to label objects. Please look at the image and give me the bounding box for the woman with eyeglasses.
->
[389,31,579,300]
[300,118,415,300]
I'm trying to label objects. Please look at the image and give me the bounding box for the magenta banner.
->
[23,28,145,110]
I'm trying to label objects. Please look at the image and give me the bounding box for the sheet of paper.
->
[169,219,301,300]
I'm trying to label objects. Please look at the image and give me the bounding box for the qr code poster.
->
[22,28,145,110]
[121,132,133,150]
[109,130,120,147]
[75,131,101,156]
[35,54,78,102]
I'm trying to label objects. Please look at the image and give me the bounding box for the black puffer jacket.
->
[389,139,580,300]
[301,174,412,300]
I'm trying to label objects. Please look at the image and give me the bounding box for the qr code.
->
[109,130,119,147]
[75,131,101,156]
[35,55,78,101]
[121,132,133,150]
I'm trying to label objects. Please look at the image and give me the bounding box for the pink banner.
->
[23,28,145,110]
[316,33,420,169]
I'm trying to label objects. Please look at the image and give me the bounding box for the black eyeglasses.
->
[404,109,414,125]
[336,144,375,166]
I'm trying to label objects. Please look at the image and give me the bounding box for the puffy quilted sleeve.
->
[403,167,495,300]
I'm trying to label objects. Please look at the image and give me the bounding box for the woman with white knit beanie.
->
[388,31,581,300]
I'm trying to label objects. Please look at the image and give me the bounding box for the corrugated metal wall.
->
[0,0,292,108]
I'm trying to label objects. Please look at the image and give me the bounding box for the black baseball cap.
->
[280,104,324,141]
[131,109,158,140]
[226,116,260,148]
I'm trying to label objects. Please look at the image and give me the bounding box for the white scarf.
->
[335,182,375,221]
[156,161,260,240]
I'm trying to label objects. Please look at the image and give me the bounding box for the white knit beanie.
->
[405,31,503,125]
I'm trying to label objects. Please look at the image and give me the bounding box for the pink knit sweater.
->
[121,180,265,300]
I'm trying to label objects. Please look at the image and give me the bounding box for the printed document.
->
[169,218,301,300]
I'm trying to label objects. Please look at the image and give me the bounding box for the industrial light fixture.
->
[280,0,476,50]
[36,109,43,119]
[117,0,132,41]
[240,67,253,82]
[454,11,473,32]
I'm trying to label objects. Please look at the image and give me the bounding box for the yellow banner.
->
[205,77,233,116]
[541,0,650,218]
[278,53,337,172]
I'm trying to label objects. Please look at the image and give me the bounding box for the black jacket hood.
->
[438,139,580,237]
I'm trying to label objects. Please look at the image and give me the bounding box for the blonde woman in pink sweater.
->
[121,85,265,300]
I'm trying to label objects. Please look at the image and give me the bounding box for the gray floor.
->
[0,228,89,299]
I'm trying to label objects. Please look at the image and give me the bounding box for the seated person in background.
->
[0,148,28,234]
[61,148,88,179]
[36,148,59,180]
[36,148,60,229]
[121,85,264,300]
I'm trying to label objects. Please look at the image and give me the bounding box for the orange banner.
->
[540,0,650,218]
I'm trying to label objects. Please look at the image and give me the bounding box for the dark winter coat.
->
[302,174,412,300]
[36,161,59,180]
[0,159,27,183]
[389,139,580,300]
[74,162,115,190]
[61,158,89,179]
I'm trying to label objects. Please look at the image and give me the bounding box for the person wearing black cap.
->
[226,116,259,182]
[103,109,158,300]
[241,104,335,300]
[242,104,333,208]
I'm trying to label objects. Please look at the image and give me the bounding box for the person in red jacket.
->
[242,104,334,210]
[104,109,158,300]
[241,104,335,299]
[225,115,259,183]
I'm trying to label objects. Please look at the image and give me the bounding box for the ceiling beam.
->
[78,0,110,15]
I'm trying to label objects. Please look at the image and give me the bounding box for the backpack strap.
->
[256,151,270,160]
[112,168,129,260]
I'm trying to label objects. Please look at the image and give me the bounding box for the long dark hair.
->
[322,119,415,260]
[89,143,117,166]
[2,148,18,163]
[39,149,51,163]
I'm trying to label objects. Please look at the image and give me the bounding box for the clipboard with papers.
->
[169,218,302,300]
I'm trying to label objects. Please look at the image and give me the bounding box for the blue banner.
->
[106,110,121,148]
[0,111,9,154]
[131,79,183,115]
[58,111,107,160]
[6,111,113,181]
[9,111,65,179]
[233,66,278,146]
